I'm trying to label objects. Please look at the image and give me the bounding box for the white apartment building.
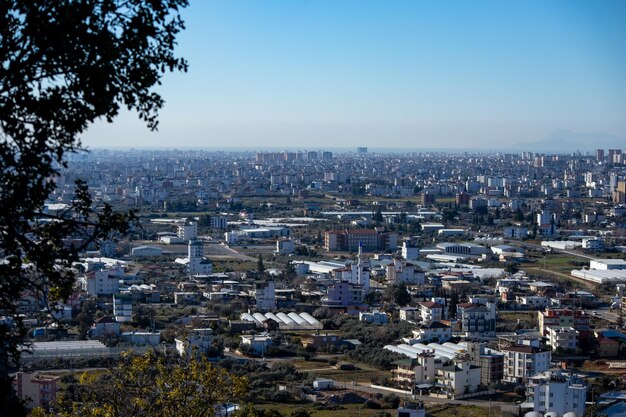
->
[210,216,228,230]
[524,371,587,417]
[386,259,425,285]
[399,307,418,322]
[418,301,444,322]
[113,294,133,323]
[501,344,551,383]
[175,328,213,358]
[275,238,295,255]
[504,226,528,239]
[359,310,388,324]
[80,264,123,296]
[254,280,276,311]
[188,239,213,275]
[411,321,452,343]
[546,327,578,352]
[537,209,554,226]
[437,361,481,398]
[240,333,273,355]
[177,222,198,241]
[401,240,420,260]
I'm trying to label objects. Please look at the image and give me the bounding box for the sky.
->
[82,0,626,150]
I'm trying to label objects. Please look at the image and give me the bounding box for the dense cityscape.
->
[12,147,626,417]
[2,1,625,417]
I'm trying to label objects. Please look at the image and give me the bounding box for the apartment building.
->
[14,372,60,409]
[524,371,587,417]
[538,307,590,336]
[546,327,579,352]
[253,280,276,311]
[501,344,551,383]
[418,301,445,323]
[457,303,496,338]
[436,361,481,399]
[392,352,436,386]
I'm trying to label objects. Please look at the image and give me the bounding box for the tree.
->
[388,283,411,307]
[34,351,247,417]
[257,254,266,273]
[448,291,459,319]
[0,1,188,413]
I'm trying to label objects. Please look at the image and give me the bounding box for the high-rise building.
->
[596,149,605,162]
[614,181,626,204]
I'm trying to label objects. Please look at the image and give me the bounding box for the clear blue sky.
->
[83,0,626,150]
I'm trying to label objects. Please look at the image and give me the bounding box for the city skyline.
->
[82,0,626,150]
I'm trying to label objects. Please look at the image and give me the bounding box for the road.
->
[587,307,621,324]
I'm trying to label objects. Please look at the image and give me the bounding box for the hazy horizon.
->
[81,1,626,149]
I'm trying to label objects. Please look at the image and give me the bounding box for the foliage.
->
[385,283,411,306]
[257,254,266,273]
[34,351,247,417]
[0,0,188,412]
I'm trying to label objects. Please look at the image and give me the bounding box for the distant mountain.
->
[511,129,625,153]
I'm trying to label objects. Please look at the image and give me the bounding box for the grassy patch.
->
[256,403,503,417]
[429,404,501,417]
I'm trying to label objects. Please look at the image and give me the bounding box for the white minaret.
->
[356,241,370,291]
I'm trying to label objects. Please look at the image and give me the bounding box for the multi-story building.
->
[546,327,579,352]
[175,328,213,358]
[324,228,397,252]
[177,221,197,241]
[392,352,436,386]
[457,303,496,339]
[209,216,228,230]
[322,281,363,307]
[90,316,121,337]
[14,372,60,409]
[274,238,295,255]
[359,310,388,324]
[411,321,452,343]
[504,226,528,239]
[538,307,590,336]
[466,342,504,386]
[113,294,134,323]
[436,360,481,399]
[253,280,276,311]
[524,371,587,417]
[500,344,551,383]
[418,301,444,323]
[80,264,123,296]
[614,181,626,204]
[188,239,213,275]
[401,240,420,260]
[387,259,425,285]
[399,307,419,322]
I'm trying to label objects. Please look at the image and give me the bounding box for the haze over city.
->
[82,0,626,151]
